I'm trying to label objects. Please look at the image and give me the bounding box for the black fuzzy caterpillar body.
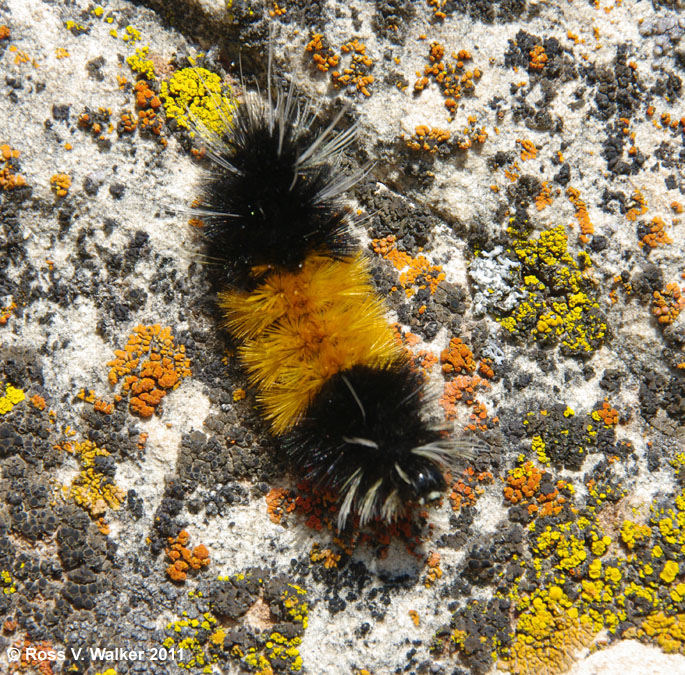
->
[193,56,476,529]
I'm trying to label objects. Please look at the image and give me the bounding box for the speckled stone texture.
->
[0,0,684,674]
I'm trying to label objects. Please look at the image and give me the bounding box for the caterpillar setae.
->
[191,47,478,530]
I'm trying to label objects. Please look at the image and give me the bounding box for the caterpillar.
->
[192,49,478,529]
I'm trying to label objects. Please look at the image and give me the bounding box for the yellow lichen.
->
[499,587,596,675]
[60,440,125,520]
[498,225,607,354]
[160,67,235,134]
[126,45,156,79]
[1,569,16,594]
[620,520,651,550]
[0,383,25,415]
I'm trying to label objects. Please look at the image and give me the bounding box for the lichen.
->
[305,34,375,96]
[0,383,24,415]
[126,45,155,79]
[59,439,125,526]
[0,144,26,190]
[413,42,482,116]
[50,173,71,197]
[441,457,685,673]
[165,530,210,582]
[107,324,191,418]
[159,66,235,134]
[493,225,607,355]
[371,235,445,297]
[163,573,308,673]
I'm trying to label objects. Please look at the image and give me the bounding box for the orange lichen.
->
[529,44,548,70]
[535,182,553,211]
[567,186,594,242]
[406,122,485,153]
[671,201,683,214]
[306,34,374,95]
[504,462,537,505]
[450,479,477,510]
[405,125,450,154]
[427,0,448,20]
[425,551,442,587]
[77,388,115,414]
[372,236,395,257]
[414,42,481,114]
[416,349,438,373]
[478,359,495,379]
[50,173,71,197]
[0,25,10,40]
[165,530,210,582]
[9,45,31,65]
[133,80,164,141]
[266,487,296,524]
[441,338,476,375]
[0,144,26,191]
[626,189,648,221]
[77,107,116,145]
[518,139,538,161]
[0,300,16,325]
[660,112,675,129]
[639,216,672,249]
[467,400,492,432]
[118,110,138,134]
[29,394,46,411]
[439,374,489,421]
[409,610,420,627]
[450,467,494,511]
[372,235,446,297]
[107,324,191,418]
[592,401,619,427]
[310,543,341,569]
[12,637,55,675]
[652,283,685,326]
[503,461,568,519]
[505,163,521,182]
[390,326,437,373]
[134,79,161,109]
[305,33,339,72]
[332,39,374,96]
[269,1,287,17]
[138,108,165,139]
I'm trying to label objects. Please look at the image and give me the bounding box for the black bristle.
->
[198,91,357,286]
[282,363,449,528]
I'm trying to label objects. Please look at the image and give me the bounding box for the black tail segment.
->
[281,362,452,529]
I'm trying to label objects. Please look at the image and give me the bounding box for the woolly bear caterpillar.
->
[190,42,480,529]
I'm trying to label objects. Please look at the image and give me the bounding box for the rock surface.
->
[1,0,684,674]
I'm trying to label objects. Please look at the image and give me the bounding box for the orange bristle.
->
[219,255,402,434]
